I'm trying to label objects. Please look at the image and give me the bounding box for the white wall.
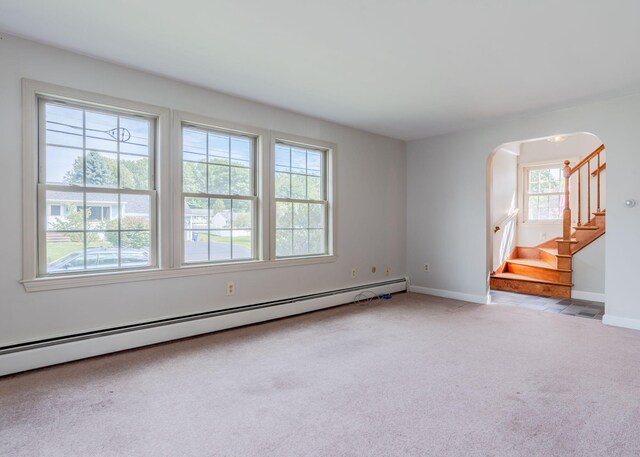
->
[407,91,640,325]
[573,237,605,297]
[0,34,407,347]
[489,144,518,271]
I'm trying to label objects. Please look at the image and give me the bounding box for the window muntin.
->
[182,125,256,264]
[274,142,328,257]
[525,166,564,221]
[39,99,155,275]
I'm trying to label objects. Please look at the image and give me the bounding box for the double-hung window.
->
[38,98,157,275]
[181,122,257,264]
[274,140,330,258]
[524,165,564,222]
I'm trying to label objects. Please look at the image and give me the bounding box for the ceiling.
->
[2,0,640,140]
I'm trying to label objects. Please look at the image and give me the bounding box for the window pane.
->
[183,128,207,159]
[232,200,252,229]
[46,191,84,230]
[275,172,291,198]
[307,176,322,200]
[291,174,306,199]
[120,154,149,190]
[45,146,84,185]
[307,151,322,176]
[183,161,207,193]
[121,232,151,268]
[275,144,291,172]
[539,195,550,219]
[293,229,309,256]
[549,194,561,219]
[84,151,118,188]
[46,232,85,274]
[293,203,308,228]
[528,196,539,220]
[549,169,562,193]
[309,229,325,255]
[120,193,151,227]
[210,230,231,261]
[230,137,251,167]
[209,133,230,163]
[291,148,306,174]
[208,164,230,194]
[309,204,324,228]
[119,117,150,156]
[184,231,208,263]
[230,167,251,196]
[276,229,292,257]
[45,103,83,148]
[232,231,252,259]
[184,197,208,230]
[85,111,118,152]
[86,232,119,269]
[86,192,119,230]
[276,202,293,228]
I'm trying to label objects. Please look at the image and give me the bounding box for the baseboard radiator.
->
[0,278,407,376]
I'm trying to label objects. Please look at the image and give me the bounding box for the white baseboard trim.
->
[0,280,406,377]
[571,290,605,302]
[408,285,487,305]
[602,314,640,331]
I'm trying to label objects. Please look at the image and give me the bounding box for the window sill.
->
[22,255,337,292]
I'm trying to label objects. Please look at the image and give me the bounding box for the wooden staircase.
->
[490,144,606,299]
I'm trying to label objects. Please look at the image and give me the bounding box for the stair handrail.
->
[562,144,605,240]
[566,144,605,176]
[494,208,519,233]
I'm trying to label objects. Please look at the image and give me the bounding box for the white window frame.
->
[518,159,579,225]
[37,97,159,276]
[270,132,336,261]
[22,80,171,289]
[523,163,564,223]
[172,111,269,267]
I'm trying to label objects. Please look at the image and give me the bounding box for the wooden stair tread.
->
[507,258,562,270]
[491,272,572,287]
[574,225,599,231]
[540,247,570,258]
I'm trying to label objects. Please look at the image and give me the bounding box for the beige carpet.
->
[2,293,640,457]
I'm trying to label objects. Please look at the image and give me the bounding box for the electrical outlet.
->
[226,282,235,296]
[424,264,430,272]
[351,268,357,279]
[385,266,390,276]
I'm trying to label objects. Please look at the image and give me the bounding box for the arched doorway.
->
[486,132,606,319]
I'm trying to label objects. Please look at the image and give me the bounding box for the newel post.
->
[562,160,572,241]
